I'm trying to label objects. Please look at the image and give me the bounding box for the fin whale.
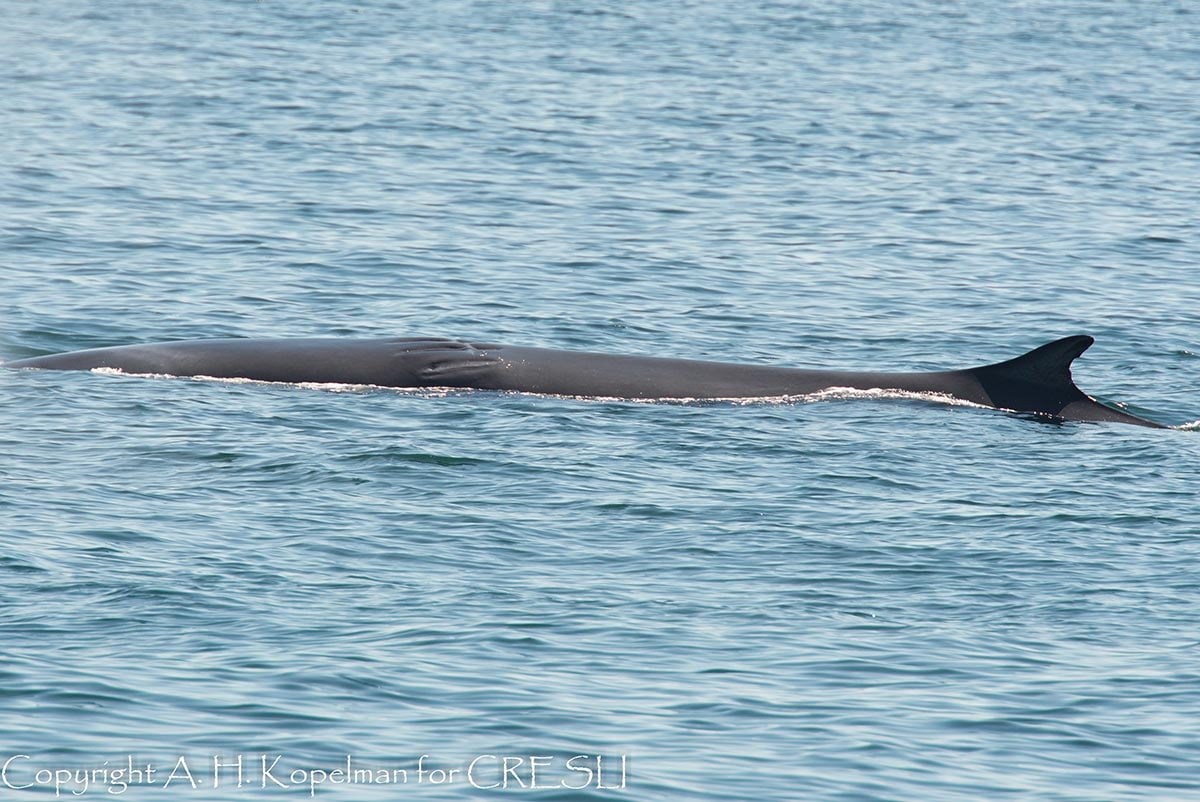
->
[3,334,1165,427]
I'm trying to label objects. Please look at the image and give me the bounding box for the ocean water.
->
[3,1,1199,799]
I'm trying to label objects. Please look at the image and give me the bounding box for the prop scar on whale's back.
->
[4,334,1167,427]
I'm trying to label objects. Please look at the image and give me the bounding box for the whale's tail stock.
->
[967,335,1166,428]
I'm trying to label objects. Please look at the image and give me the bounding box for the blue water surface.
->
[3,1,1200,799]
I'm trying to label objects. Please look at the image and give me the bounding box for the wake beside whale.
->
[3,334,1166,428]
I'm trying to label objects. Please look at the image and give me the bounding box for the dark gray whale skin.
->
[4,334,1165,427]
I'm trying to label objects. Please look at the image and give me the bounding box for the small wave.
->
[468,386,990,409]
[798,386,987,408]
[93,368,480,397]
[92,367,173,379]
[87,370,993,410]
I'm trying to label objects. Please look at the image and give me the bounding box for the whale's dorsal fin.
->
[969,335,1093,417]
[968,335,1165,427]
